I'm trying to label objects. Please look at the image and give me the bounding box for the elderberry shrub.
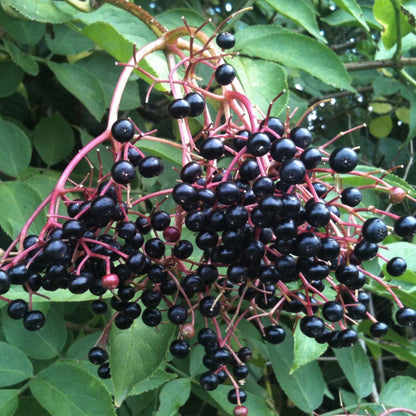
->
[2,19,415,416]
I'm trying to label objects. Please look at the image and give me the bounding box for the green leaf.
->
[322,5,383,29]
[374,0,414,49]
[189,344,206,377]
[2,0,72,23]
[156,8,214,32]
[2,306,67,360]
[14,396,50,416]
[266,326,325,413]
[369,115,393,138]
[0,182,45,238]
[331,0,369,30]
[110,317,174,406]
[47,62,106,121]
[365,336,416,367]
[137,138,183,167]
[263,0,326,41]
[379,376,416,412]
[333,343,374,399]
[30,362,116,416]
[235,25,353,91]
[130,369,177,396]
[45,25,94,56]
[0,342,33,387]
[3,38,39,76]
[231,56,288,116]
[32,112,75,166]
[0,6,45,44]
[0,61,24,97]
[0,117,31,177]
[0,390,19,416]
[291,325,327,372]
[155,378,191,416]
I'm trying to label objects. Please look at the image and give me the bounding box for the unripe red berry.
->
[101,273,119,290]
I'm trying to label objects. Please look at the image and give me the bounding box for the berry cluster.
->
[1,19,415,415]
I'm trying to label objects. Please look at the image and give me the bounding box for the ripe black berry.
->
[386,257,407,276]
[168,98,191,119]
[233,364,249,380]
[353,240,378,261]
[184,92,205,117]
[279,159,306,184]
[370,322,389,338]
[92,300,108,314]
[300,315,325,338]
[199,296,220,317]
[7,299,28,319]
[270,138,296,162]
[216,32,235,49]
[362,217,387,243]
[228,389,247,404]
[168,305,188,324]
[111,160,136,184]
[341,187,362,207]
[98,363,111,379]
[396,307,416,326]
[322,301,344,322]
[215,63,236,85]
[142,308,162,327]
[199,137,224,160]
[264,325,286,344]
[180,161,202,183]
[394,216,416,238]
[329,147,358,173]
[111,119,135,142]
[198,328,217,346]
[138,156,164,178]
[290,127,312,148]
[200,371,219,391]
[23,310,45,331]
[246,132,271,156]
[88,347,108,365]
[169,339,190,359]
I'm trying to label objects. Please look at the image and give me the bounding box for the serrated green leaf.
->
[266,325,325,413]
[0,117,31,177]
[110,318,174,406]
[263,0,326,41]
[0,389,19,416]
[374,0,414,49]
[0,61,24,97]
[231,56,288,116]
[291,325,327,372]
[369,115,393,138]
[322,5,383,29]
[32,112,75,166]
[45,25,94,56]
[30,362,116,416]
[130,369,177,396]
[0,182,45,238]
[235,25,353,91]
[155,378,191,416]
[333,343,374,399]
[47,62,106,121]
[332,0,369,31]
[2,306,67,359]
[0,342,33,387]
[0,6,45,44]
[3,38,39,75]
[379,376,416,412]
[2,0,72,23]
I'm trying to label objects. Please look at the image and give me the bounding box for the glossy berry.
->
[263,325,286,344]
[127,146,143,166]
[215,63,236,85]
[234,406,249,416]
[362,217,387,243]
[111,160,136,184]
[92,300,107,314]
[270,138,296,162]
[168,98,191,119]
[199,296,220,317]
[237,347,253,362]
[233,365,249,380]
[200,371,219,391]
[338,328,358,347]
[184,92,205,117]
[322,301,344,322]
[88,347,108,365]
[394,216,416,238]
[247,132,271,156]
[396,307,416,326]
[300,147,321,169]
[279,159,306,184]
[169,339,190,359]
[260,117,285,138]
[353,240,378,261]
[216,32,235,49]
[23,310,45,331]
[341,187,362,207]
[180,161,202,183]
[142,308,162,327]
[0,270,10,294]
[228,389,247,404]
[111,119,135,142]
[138,156,164,177]
[163,226,180,242]
[329,147,358,173]
[386,257,407,276]
[370,322,389,338]
[7,299,28,319]
[151,211,171,231]
[290,127,312,148]
[200,137,224,160]
[173,240,193,259]
[168,305,188,324]
[98,363,111,379]
[300,315,325,338]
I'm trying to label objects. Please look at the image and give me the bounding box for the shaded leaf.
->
[45,25,94,56]
[0,117,31,177]
[137,138,183,167]
[263,0,326,41]
[0,342,33,387]
[0,62,24,98]
[155,378,191,416]
[47,62,106,121]
[232,56,288,116]
[2,306,67,360]
[110,317,174,406]
[322,5,382,29]
[291,325,327,372]
[0,182,45,238]
[333,344,374,399]
[130,369,177,396]
[32,112,75,166]
[332,0,369,30]
[0,390,19,416]
[369,115,393,138]
[235,25,353,91]
[3,38,39,76]
[379,376,416,412]
[156,8,214,32]
[30,362,116,416]
[370,97,393,114]
[14,396,50,416]
[2,0,72,23]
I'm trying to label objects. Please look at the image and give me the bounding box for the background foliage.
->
[0,0,415,415]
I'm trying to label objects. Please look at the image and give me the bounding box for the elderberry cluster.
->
[1,27,415,415]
